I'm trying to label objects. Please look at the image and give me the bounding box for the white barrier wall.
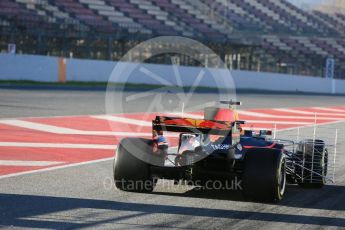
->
[67,58,115,82]
[231,70,335,94]
[1,53,345,94]
[0,54,58,82]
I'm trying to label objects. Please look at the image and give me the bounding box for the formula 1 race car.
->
[113,101,329,202]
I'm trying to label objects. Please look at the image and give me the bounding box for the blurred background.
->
[0,0,344,79]
[1,4,345,228]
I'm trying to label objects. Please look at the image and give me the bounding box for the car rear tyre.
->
[295,139,328,188]
[243,148,286,202]
[113,138,156,192]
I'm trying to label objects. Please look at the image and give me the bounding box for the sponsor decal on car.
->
[210,144,230,150]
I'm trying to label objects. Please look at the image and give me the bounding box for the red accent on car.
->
[243,143,277,149]
[165,119,193,126]
[198,120,228,129]
[213,108,238,122]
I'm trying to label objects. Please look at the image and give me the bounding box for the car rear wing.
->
[152,116,243,136]
[220,101,242,106]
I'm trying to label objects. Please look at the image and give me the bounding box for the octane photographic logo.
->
[103,177,243,192]
[105,36,236,167]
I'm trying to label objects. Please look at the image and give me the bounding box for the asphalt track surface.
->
[2,88,345,117]
[1,88,345,229]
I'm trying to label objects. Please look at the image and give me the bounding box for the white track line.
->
[0,157,113,179]
[274,108,345,116]
[93,113,205,124]
[1,114,345,180]
[95,113,312,125]
[164,112,204,119]
[274,108,312,115]
[2,120,343,180]
[0,142,117,149]
[245,120,312,125]
[275,119,345,132]
[237,110,345,120]
[97,114,312,125]
[92,115,152,126]
[0,119,163,137]
[1,111,343,136]
[312,107,345,113]
[0,120,78,134]
[0,160,64,167]
[167,112,318,124]
[242,127,274,131]
[166,112,312,124]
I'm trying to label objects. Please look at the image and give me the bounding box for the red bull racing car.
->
[113,101,329,202]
